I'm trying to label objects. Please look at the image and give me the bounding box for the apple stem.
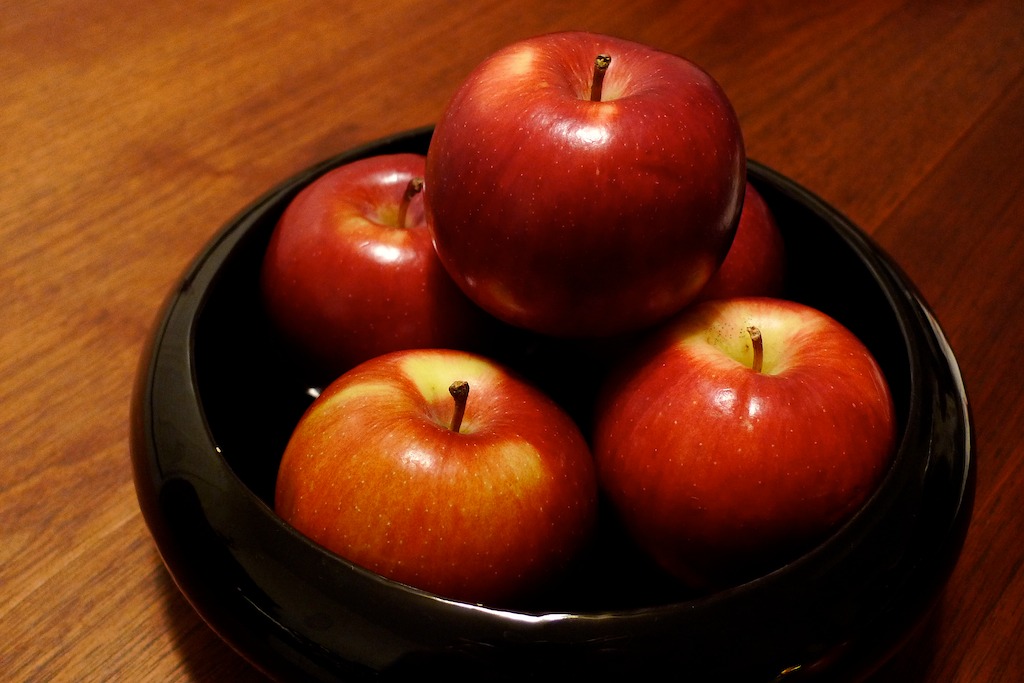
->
[747,326,764,373]
[448,380,470,433]
[590,54,611,102]
[397,177,424,229]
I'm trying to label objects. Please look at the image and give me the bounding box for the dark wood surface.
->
[3,2,1022,680]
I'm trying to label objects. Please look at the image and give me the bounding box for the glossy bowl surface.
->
[131,126,974,681]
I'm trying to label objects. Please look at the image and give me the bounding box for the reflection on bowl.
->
[130,126,974,681]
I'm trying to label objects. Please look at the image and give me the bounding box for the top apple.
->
[425,31,746,337]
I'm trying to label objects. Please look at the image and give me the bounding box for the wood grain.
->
[3,1,1022,680]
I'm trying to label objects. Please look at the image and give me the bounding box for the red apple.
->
[274,348,598,605]
[693,181,786,302]
[593,297,896,590]
[261,153,485,378]
[425,31,745,338]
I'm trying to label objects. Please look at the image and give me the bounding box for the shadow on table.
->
[863,594,946,682]
[156,558,271,682]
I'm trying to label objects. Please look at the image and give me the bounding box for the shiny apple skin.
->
[593,297,897,590]
[425,31,745,338]
[694,182,786,302]
[274,348,599,606]
[260,153,485,378]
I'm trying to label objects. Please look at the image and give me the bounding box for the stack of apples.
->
[263,32,897,606]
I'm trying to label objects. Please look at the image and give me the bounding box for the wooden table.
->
[3,2,1022,680]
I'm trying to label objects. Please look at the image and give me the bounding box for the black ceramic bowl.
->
[131,126,974,681]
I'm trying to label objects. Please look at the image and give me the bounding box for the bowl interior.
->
[190,131,912,613]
